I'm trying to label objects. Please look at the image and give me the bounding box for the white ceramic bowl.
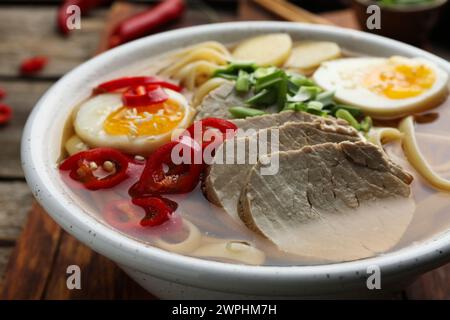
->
[22,22,450,299]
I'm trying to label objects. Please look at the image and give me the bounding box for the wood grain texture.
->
[0,182,32,242]
[43,232,154,300]
[405,264,450,300]
[0,247,13,284]
[0,203,62,300]
[0,7,106,78]
[0,81,53,178]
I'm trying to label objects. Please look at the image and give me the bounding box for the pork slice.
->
[238,141,415,262]
[232,110,353,134]
[232,110,319,133]
[203,120,361,226]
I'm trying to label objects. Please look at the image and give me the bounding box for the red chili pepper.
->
[0,88,6,100]
[132,196,178,227]
[122,84,169,107]
[129,138,202,198]
[187,118,238,149]
[57,0,106,35]
[20,56,48,75]
[60,147,129,190]
[0,104,13,126]
[104,198,180,230]
[93,76,182,94]
[108,0,186,48]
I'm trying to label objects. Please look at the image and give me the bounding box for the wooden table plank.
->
[0,81,53,178]
[0,247,13,281]
[321,9,361,30]
[0,203,62,300]
[405,264,450,300]
[0,6,106,78]
[0,182,32,243]
[43,232,154,300]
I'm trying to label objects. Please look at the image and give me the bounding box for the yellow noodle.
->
[154,219,202,254]
[65,134,88,156]
[172,41,231,58]
[160,48,229,77]
[368,127,404,148]
[174,61,221,90]
[192,78,230,107]
[192,240,265,265]
[399,116,450,191]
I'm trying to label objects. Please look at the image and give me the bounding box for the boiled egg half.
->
[74,89,194,155]
[313,56,449,119]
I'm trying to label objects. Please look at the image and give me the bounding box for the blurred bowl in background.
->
[352,0,448,46]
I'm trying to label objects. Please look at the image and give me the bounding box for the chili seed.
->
[134,155,145,162]
[89,162,98,170]
[103,161,115,172]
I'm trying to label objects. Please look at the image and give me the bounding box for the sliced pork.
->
[203,120,361,225]
[238,141,414,262]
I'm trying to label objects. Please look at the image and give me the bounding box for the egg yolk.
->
[103,99,185,137]
[364,60,436,99]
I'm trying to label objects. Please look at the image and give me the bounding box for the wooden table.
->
[0,0,448,299]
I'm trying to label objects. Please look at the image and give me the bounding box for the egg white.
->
[74,89,194,155]
[313,57,449,119]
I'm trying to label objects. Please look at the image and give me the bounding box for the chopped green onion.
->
[277,75,288,110]
[335,109,361,130]
[229,106,266,118]
[360,116,373,132]
[254,69,285,92]
[235,70,250,92]
[282,103,297,112]
[213,62,258,79]
[245,88,277,106]
[218,73,238,80]
[315,91,335,107]
[289,74,316,87]
[294,102,307,112]
[254,67,278,79]
[307,101,324,111]
[289,86,322,102]
[329,104,362,118]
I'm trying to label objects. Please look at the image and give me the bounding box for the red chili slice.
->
[93,76,182,94]
[104,198,179,230]
[60,148,129,190]
[0,104,12,125]
[129,139,202,198]
[132,197,178,227]
[20,56,48,75]
[122,84,169,107]
[186,117,238,149]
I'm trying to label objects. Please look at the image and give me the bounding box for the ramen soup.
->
[59,34,450,266]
